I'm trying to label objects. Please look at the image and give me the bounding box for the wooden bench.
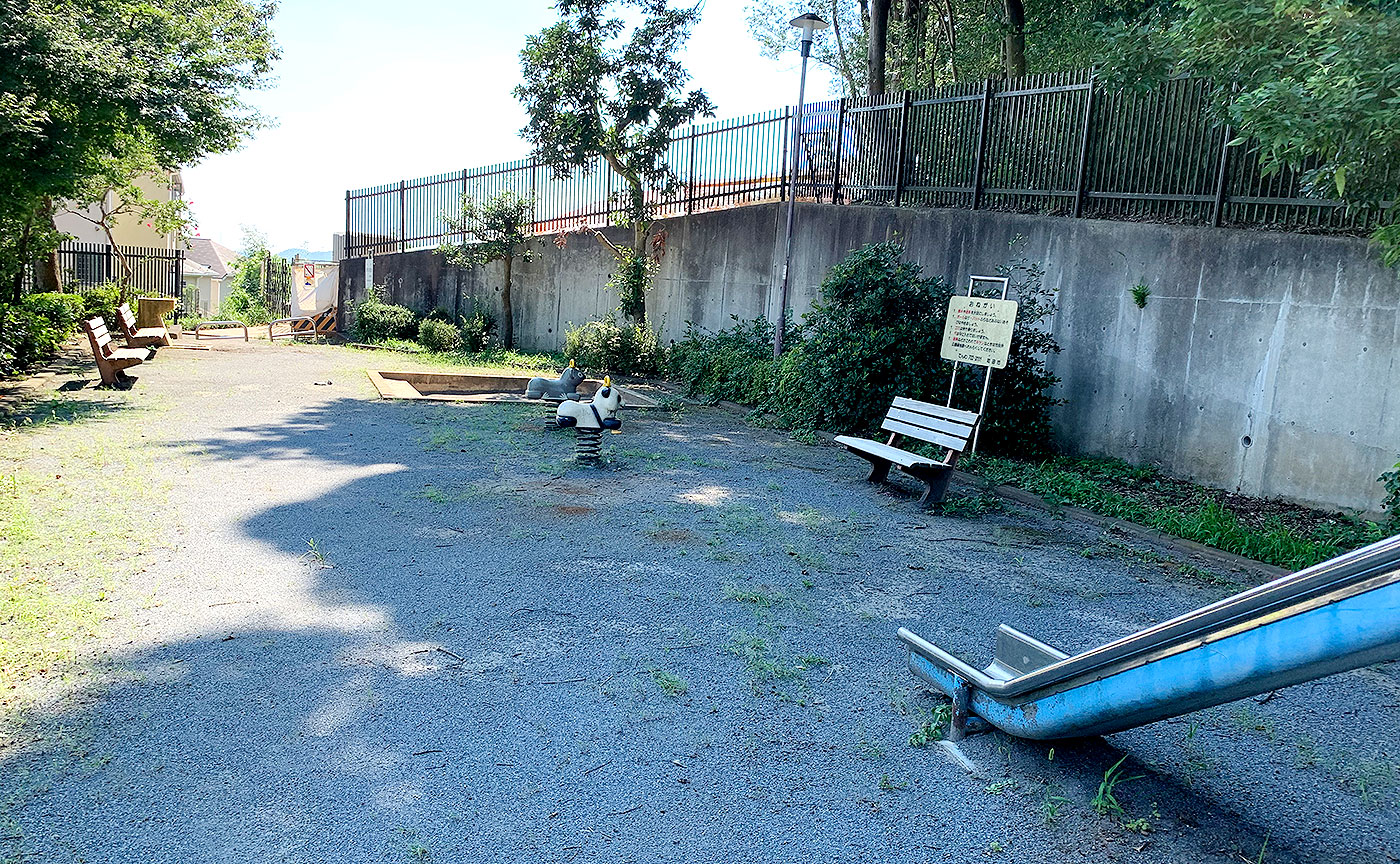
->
[117,302,170,348]
[82,317,154,386]
[835,397,980,506]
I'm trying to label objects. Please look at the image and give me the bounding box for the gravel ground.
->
[2,338,1398,864]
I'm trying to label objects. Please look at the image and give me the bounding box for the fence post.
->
[1211,124,1233,227]
[687,127,696,215]
[779,106,790,203]
[344,191,352,259]
[831,98,847,205]
[460,169,470,243]
[971,78,994,211]
[1072,76,1096,218]
[398,180,406,253]
[893,91,913,207]
[105,244,113,284]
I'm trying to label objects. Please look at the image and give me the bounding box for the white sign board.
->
[293,262,338,316]
[940,296,1019,369]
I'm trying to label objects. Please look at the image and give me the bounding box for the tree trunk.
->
[1002,0,1027,78]
[35,244,61,293]
[901,0,924,90]
[501,254,514,349]
[868,0,891,96]
[12,214,33,303]
[34,200,62,293]
[941,0,958,82]
[830,0,858,96]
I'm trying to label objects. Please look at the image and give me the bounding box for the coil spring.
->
[575,427,603,462]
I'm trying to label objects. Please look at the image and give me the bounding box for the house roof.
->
[184,238,238,279]
[183,259,219,278]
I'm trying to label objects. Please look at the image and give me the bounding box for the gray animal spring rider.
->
[525,360,585,400]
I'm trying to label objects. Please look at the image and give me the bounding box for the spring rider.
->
[525,360,586,401]
[555,376,624,462]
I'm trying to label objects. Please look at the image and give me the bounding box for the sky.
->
[181,0,839,254]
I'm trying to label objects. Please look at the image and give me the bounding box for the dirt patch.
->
[553,505,595,516]
[646,528,696,543]
[546,481,595,496]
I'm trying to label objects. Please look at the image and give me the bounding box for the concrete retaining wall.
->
[340,203,1400,514]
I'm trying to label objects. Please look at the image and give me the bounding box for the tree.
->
[1179,0,1398,263]
[218,226,273,325]
[515,0,714,322]
[61,144,193,296]
[1098,0,1400,265]
[438,191,536,349]
[0,0,278,291]
[867,0,892,94]
[746,0,866,95]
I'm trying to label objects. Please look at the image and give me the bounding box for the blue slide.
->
[898,534,1400,740]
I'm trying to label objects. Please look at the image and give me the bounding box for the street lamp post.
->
[773,12,829,358]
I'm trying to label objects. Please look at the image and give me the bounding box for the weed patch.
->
[965,454,1386,570]
[650,668,689,697]
[724,628,824,701]
[1,422,164,730]
[1090,755,1143,817]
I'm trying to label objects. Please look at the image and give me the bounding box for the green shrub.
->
[458,300,496,352]
[26,292,85,334]
[417,317,463,353]
[1381,462,1400,523]
[352,286,418,342]
[0,291,87,375]
[563,312,666,376]
[669,316,778,405]
[668,241,1062,457]
[218,282,271,325]
[81,283,122,332]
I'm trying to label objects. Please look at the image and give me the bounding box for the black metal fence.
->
[57,241,184,297]
[259,253,294,319]
[345,70,1393,258]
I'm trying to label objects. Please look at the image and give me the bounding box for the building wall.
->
[340,202,1400,514]
[54,172,182,249]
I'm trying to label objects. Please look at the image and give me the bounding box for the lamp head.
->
[789,12,829,44]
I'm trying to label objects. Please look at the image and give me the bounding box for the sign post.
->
[940,275,1017,453]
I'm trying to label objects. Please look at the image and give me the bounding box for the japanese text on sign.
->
[939,296,1019,369]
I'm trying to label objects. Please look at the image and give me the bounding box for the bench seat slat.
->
[880,417,968,453]
[834,436,941,468]
[891,397,979,426]
[885,406,977,440]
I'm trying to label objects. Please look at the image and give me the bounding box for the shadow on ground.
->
[2,393,1395,863]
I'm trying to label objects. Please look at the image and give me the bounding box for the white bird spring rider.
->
[554,376,624,462]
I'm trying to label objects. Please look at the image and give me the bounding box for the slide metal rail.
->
[899,533,1400,739]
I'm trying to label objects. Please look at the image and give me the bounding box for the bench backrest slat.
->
[83,317,113,357]
[885,406,976,440]
[117,303,137,337]
[891,396,979,427]
[880,396,980,454]
[881,417,970,452]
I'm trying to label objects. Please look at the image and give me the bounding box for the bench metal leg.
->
[865,458,891,483]
[910,466,954,507]
[948,678,971,742]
